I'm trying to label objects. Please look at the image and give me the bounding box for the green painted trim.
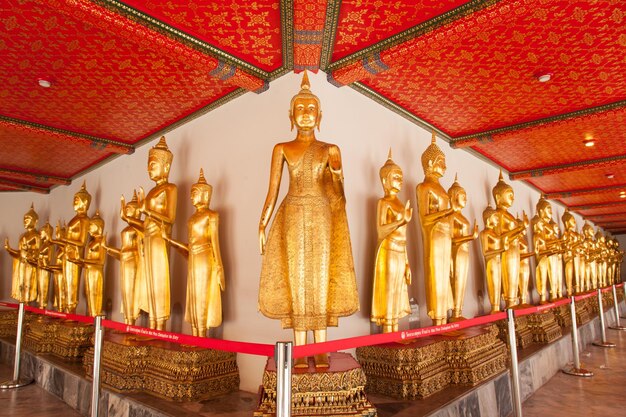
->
[452,100,626,142]
[320,0,343,70]
[327,0,500,72]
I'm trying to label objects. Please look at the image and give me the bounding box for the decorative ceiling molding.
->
[510,154,626,181]
[587,212,626,221]
[570,200,626,212]
[0,167,70,186]
[319,0,342,70]
[0,178,49,194]
[451,100,626,146]
[279,0,295,77]
[0,116,134,155]
[545,183,626,200]
[293,0,328,72]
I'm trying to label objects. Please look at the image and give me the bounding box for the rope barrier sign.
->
[562,297,593,378]
[0,303,34,389]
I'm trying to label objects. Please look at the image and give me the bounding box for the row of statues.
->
[4,73,624,369]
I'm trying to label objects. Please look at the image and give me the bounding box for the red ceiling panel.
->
[574,202,626,217]
[0,0,238,143]
[470,108,626,172]
[355,0,626,137]
[120,0,283,72]
[524,160,626,194]
[0,123,114,179]
[556,187,626,207]
[332,0,470,62]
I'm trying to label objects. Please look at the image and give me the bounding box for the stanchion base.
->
[562,367,593,377]
[592,340,616,348]
[0,378,34,389]
[608,325,626,331]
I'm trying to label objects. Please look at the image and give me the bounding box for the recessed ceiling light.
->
[583,139,595,147]
[37,78,52,88]
[536,72,553,83]
[606,173,615,179]
[621,194,626,199]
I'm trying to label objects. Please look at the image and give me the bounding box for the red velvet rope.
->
[1,282,623,357]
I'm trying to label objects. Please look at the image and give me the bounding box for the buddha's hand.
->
[259,225,266,255]
[4,238,8,250]
[405,266,412,285]
[137,187,145,211]
[404,201,413,222]
[120,196,126,218]
[473,222,479,238]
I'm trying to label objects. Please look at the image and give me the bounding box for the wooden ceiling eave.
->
[0,178,49,194]
[0,167,70,186]
[509,155,626,181]
[545,184,626,200]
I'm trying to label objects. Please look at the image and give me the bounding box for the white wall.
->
[0,71,598,392]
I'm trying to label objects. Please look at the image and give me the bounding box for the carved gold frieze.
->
[22,317,93,361]
[527,312,562,344]
[552,304,572,328]
[496,315,534,349]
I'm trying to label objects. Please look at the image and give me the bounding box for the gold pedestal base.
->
[575,297,592,325]
[439,324,508,386]
[356,337,449,399]
[0,310,20,338]
[527,312,562,344]
[496,315,534,349]
[22,317,93,361]
[255,352,376,416]
[83,333,239,402]
[552,304,572,328]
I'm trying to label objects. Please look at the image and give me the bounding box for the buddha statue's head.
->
[124,190,141,219]
[73,181,92,214]
[191,168,213,207]
[596,231,605,243]
[89,210,104,237]
[421,131,446,177]
[289,71,321,132]
[40,221,53,242]
[582,222,594,239]
[24,203,39,229]
[483,205,497,229]
[536,195,552,222]
[379,149,403,195]
[448,174,467,210]
[492,171,514,209]
[148,136,173,182]
[561,209,576,231]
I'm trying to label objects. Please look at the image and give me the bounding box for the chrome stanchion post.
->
[609,284,626,331]
[562,297,593,377]
[90,315,105,417]
[592,288,616,348]
[0,302,34,389]
[506,309,523,417]
[275,342,293,417]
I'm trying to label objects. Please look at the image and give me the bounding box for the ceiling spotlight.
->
[583,139,595,147]
[37,78,52,88]
[536,72,553,83]
[606,173,615,179]
[621,194,626,199]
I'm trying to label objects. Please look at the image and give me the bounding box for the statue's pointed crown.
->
[536,193,551,212]
[41,220,53,237]
[90,209,104,229]
[25,202,39,222]
[149,136,173,165]
[379,148,402,182]
[482,204,496,224]
[448,172,465,196]
[290,70,321,112]
[75,180,92,202]
[421,131,445,172]
[192,168,212,194]
[492,169,512,199]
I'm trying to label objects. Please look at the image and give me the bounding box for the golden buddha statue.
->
[106,191,146,325]
[578,225,588,293]
[416,132,454,325]
[36,222,54,309]
[127,136,177,330]
[371,151,412,333]
[549,220,564,298]
[518,231,534,305]
[60,182,92,313]
[81,211,106,317]
[480,205,506,313]
[531,196,555,303]
[492,172,528,308]
[448,175,478,320]
[582,222,597,290]
[52,223,67,312]
[596,232,608,287]
[5,204,40,303]
[165,169,225,337]
[561,210,581,296]
[258,72,359,368]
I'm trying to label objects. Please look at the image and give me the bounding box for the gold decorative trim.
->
[326,0,501,71]
[274,0,294,79]
[320,0,343,70]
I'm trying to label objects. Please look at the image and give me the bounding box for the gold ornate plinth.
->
[0,309,20,338]
[575,297,592,325]
[527,312,562,344]
[439,324,507,386]
[83,332,239,402]
[22,317,93,361]
[496,315,534,349]
[255,352,376,417]
[356,337,449,399]
[552,304,572,328]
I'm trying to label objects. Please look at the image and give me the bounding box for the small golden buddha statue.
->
[129,136,177,330]
[36,222,54,309]
[518,231,534,305]
[561,210,581,296]
[416,132,454,325]
[105,191,147,325]
[258,72,359,368]
[5,204,40,303]
[492,172,528,308]
[582,222,597,290]
[549,220,564,298]
[448,175,478,320]
[81,211,106,317]
[596,232,608,288]
[52,223,67,312]
[165,169,225,337]
[578,226,588,293]
[371,150,412,333]
[531,196,554,303]
[480,205,506,313]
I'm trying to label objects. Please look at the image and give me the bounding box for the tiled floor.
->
[521,329,626,417]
